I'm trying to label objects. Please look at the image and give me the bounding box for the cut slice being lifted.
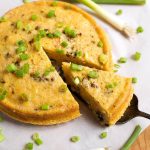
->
[0,22,80,125]
[3,0,113,70]
[62,62,134,125]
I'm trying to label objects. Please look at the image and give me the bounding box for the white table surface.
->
[0,0,150,150]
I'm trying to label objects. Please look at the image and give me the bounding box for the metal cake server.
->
[117,94,150,124]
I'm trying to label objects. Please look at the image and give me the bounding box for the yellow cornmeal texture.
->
[62,62,134,125]
[3,0,113,70]
[0,22,80,125]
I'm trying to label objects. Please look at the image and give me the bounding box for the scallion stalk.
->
[77,0,135,38]
[92,0,146,5]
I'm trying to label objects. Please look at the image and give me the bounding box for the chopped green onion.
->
[34,34,41,42]
[64,27,77,38]
[0,17,7,23]
[56,49,65,54]
[32,133,43,146]
[43,66,55,76]
[74,77,80,85]
[0,88,7,100]
[19,93,29,102]
[41,104,50,110]
[88,70,99,79]
[116,9,123,15]
[113,70,118,73]
[0,116,4,122]
[47,33,54,38]
[6,64,17,73]
[132,51,141,61]
[100,132,107,139]
[75,50,82,58]
[51,1,58,6]
[106,82,117,89]
[16,20,23,29]
[98,54,108,64]
[32,71,40,78]
[61,41,68,48]
[19,53,30,61]
[59,84,68,92]
[0,131,5,143]
[34,41,41,51]
[47,10,55,18]
[136,26,144,33]
[38,30,47,38]
[70,136,80,143]
[25,24,32,32]
[132,77,137,84]
[121,125,142,150]
[25,142,33,150]
[97,40,103,48]
[16,40,27,53]
[114,64,120,68]
[118,57,127,63]
[31,15,38,21]
[70,63,83,71]
[53,31,62,38]
[17,40,26,47]
[15,63,30,78]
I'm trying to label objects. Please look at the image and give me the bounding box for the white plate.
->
[0,0,150,150]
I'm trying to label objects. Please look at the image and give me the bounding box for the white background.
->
[0,0,150,150]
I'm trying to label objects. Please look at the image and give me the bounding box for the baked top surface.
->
[3,0,112,70]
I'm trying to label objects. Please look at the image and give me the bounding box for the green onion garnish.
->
[0,17,7,23]
[136,26,144,33]
[31,15,38,21]
[61,41,68,48]
[116,9,123,15]
[41,104,50,110]
[25,24,32,32]
[56,49,65,54]
[6,64,17,73]
[106,82,117,89]
[43,66,55,76]
[25,142,33,150]
[16,20,23,29]
[19,93,29,102]
[98,54,108,64]
[75,50,82,58]
[32,133,43,146]
[114,64,120,68]
[132,77,137,84]
[132,51,141,61]
[0,88,7,100]
[32,71,40,78]
[118,57,127,63]
[51,1,58,6]
[34,41,41,51]
[23,0,30,3]
[70,63,83,71]
[53,31,62,38]
[0,130,5,142]
[121,125,142,150]
[88,70,99,79]
[100,132,107,139]
[64,27,77,38]
[32,133,39,141]
[70,136,80,143]
[47,10,55,18]
[16,40,27,53]
[59,84,68,92]
[38,30,47,38]
[47,33,54,38]
[97,40,103,48]
[19,53,30,61]
[73,77,80,85]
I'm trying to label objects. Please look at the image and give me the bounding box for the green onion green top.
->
[98,54,108,64]
[0,131,5,142]
[73,77,80,85]
[34,41,41,51]
[132,51,141,61]
[0,17,7,23]
[114,64,120,68]
[116,9,123,15]
[61,41,68,48]
[47,33,54,38]
[32,133,43,146]
[32,71,40,78]
[53,31,62,38]
[97,40,103,48]
[64,27,77,38]
[70,63,83,71]
[88,70,99,79]
[56,49,65,54]
[32,133,39,141]
[31,15,38,21]
[0,88,7,100]
[41,104,50,110]
[70,136,80,143]
[19,93,29,102]
[118,57,127,63]
[38,30,47,38]
[100,132,107,139]
[16,40,27,53]
[132,77,137,84]
[16,20,23,29]
[51,1,58,6]
[106,82,117,89]
[75,50,82,58]
[19,53,30,61]
[136,26,144,33]
[59,84,68,92]
[47,10,55,18]
[25,142,33,150]
[6,64,17,73]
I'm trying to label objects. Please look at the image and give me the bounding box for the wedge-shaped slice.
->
[0,22,80,125]
[62,62,134,125]
[3,1,113,70]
